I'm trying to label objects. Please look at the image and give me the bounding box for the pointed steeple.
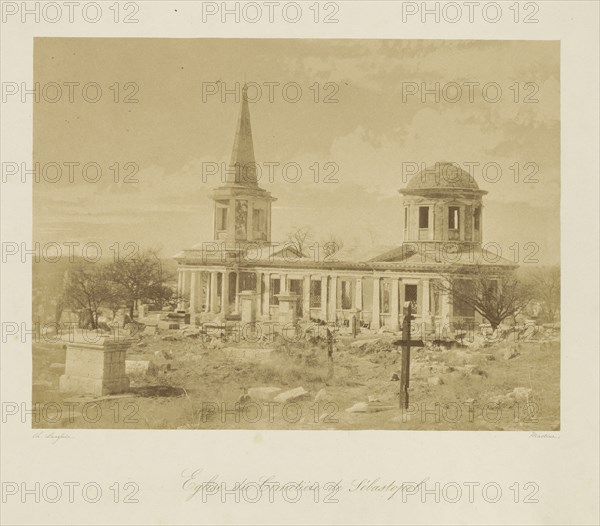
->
[228,84,258,186]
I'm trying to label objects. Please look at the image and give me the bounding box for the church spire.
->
[228,84,258,186]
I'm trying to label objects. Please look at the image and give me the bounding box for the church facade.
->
[174,89,515,334]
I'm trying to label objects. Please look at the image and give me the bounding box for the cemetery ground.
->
[31,322,560,431]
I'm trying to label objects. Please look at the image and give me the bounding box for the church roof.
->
[369,243,515,267]
[401,162,486,195]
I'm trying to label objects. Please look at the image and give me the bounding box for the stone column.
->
[221,271,230,316]
[321,276,328,321]
[177,269,184,310]
[203,272,210,313]
[235,272,240,312]
[422,279,431,324]
[255,271,262,316]
[440,280,451,338]
[372,277,380,330]
[281,273,288,293]
[355,277,363,311]
[329,275,338,322]
[210,271,219,313]
[262,273,271,319]
[390,277,399,331]
[181,270,190,311]
[189,271,197,315]
[303,275,311,320]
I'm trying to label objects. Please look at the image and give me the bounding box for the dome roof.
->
[402,162,484,194]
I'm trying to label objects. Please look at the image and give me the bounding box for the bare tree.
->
[524,266,560,323]
[437,266,531,331]
[321,233,345,258]
[105,248,173,319]
[62,263,123,329]
[286,225,313,256]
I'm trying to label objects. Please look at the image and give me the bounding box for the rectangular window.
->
[341,280,353,310]
[310,280,322,308]
[240,272,257,292]
[405,284,418,313]
[474,207,481,230]
[269,278,280,305]
[253,208,265,232]
[448,206,460,230]
[419,206,429,228]
[404,207,408,231]
[216,207,228,231]
[380,281,390,314]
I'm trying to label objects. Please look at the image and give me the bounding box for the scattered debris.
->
[248,387,281,401]
[504,346,520,360]
[274,387,310,404]
[350,338,381,350]
[489,387,532,407]
[346,402,369,413]
[314,388,334,403]
[143,326,157,336]
[125,360,155,377]
[237,391,252,406]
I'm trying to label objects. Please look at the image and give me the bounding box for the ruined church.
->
[174,88,515,333]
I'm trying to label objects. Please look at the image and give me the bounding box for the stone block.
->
[248,387,281,401]
[158,321,179,330]
[273,387,309,404]
[346,402,369,413]
[239,291,259,324]
[59,330,132,397]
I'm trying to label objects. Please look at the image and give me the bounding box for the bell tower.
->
[210,84,276,248]
[399,162,487,248]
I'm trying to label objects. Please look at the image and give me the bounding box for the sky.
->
[33,38,560,264]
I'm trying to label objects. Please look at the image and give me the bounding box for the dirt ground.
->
[32,327,560,431]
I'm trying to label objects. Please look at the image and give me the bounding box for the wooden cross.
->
[392,302,424,409]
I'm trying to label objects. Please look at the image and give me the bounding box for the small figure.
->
[326,327,335,378]
[326,328,334,363]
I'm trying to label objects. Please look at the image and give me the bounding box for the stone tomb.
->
[276,294,299,325]
[238,291,259,324]
[59,330,132,396]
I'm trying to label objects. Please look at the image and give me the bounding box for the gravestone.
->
[276,294,299,325]
[239,291,259,324]
[59,329,132,396]
[138,304,149,318]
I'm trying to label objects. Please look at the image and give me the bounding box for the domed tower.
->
[399,162,486,247]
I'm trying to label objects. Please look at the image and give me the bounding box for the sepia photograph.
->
[2,2,599,525]
[31,38,560,431]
